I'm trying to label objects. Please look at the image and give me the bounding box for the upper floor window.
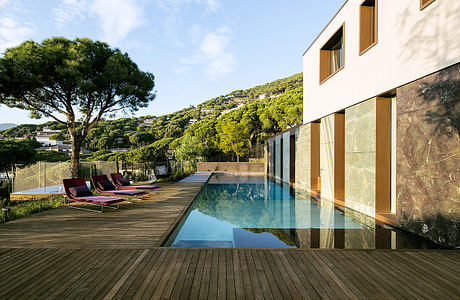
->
[359,0,377,55]
[420,0,435,10]
[320,24,344,84]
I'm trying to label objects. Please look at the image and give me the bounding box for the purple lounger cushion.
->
[75,195,123,205]
[116,177,130,186]
[103,190,146,196]
[117,185,160,190]
[69,186,92,197]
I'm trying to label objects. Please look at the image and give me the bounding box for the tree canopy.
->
[0,37,155,177]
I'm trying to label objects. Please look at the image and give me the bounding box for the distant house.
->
[139,119,154,127]
[35,127,63,146]
[200,109,213,114]
[189,119,198,125]
[259,93,270,100]
[39,144,92,154]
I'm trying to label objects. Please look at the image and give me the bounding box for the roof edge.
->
[302,0,349,56]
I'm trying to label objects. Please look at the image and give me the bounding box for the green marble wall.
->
[345,98,377,218]
[295,124,311,193]
[320,114,335,202]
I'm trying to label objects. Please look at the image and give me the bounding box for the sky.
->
[0,0,344,125]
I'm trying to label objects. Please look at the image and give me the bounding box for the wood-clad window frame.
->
[319,23,345,85]
[420,0,435,10]
[359,0,378,56]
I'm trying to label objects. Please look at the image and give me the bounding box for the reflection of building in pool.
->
[265,0,460,248]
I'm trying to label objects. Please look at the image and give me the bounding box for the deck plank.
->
[1,182,459,300]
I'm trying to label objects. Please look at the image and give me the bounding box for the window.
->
[420,0,435,10]
[359,0,377,55]
[320,24,344,84]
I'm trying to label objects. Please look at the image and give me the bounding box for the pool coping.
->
[159,173,213,247]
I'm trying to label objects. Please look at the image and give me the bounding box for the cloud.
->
[53,0,88,28]
[0,16,34,53]
[177,26,236,77]
[53,0,145,44]
[90,0,145,44]
[0,0,9,8]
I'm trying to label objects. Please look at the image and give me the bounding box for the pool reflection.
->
[168,175,441,249]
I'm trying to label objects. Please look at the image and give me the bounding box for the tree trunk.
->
[236,154,240,163]
[70,139,82,178]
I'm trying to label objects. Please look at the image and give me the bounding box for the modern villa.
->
[266,0,460,248]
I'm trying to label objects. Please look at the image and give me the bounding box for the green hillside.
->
[1,73,303,171]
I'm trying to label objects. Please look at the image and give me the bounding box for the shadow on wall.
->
[397,1,460,69]
[420,69,460,136]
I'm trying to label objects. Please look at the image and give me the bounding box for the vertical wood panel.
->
[334,113,345,201]
[376,97,391,213]
[290,134,296,186]
[311,123,320,191]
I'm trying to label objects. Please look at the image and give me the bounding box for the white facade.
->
[303,0,460,123]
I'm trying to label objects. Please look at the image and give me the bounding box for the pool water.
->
[166,174,440,249]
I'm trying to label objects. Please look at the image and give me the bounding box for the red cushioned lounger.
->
[91,175,147,197]
[110,173,161,190]
[63,178,125,213]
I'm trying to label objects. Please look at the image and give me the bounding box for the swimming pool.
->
[166,173,440,249]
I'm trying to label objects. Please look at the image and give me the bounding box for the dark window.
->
[420,0,435,10]
[320,25,344,84]
[359,0,377,55]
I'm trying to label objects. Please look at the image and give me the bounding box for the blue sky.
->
[0,0,344,124]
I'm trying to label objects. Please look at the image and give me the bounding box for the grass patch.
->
[0,195,66,223]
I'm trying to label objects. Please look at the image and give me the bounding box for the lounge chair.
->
[90,175,147,197]
[63,178,125,213]
[110,173,161,190]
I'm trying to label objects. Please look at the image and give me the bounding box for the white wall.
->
[303,0,460,123]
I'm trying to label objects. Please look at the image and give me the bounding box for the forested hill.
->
[1,73,303,169]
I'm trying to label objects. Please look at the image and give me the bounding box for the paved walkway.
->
[0,179,459,299]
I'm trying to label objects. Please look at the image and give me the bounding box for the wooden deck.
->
[0,182,204,248]
[0,248,459,299]
[0,181,459,299]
